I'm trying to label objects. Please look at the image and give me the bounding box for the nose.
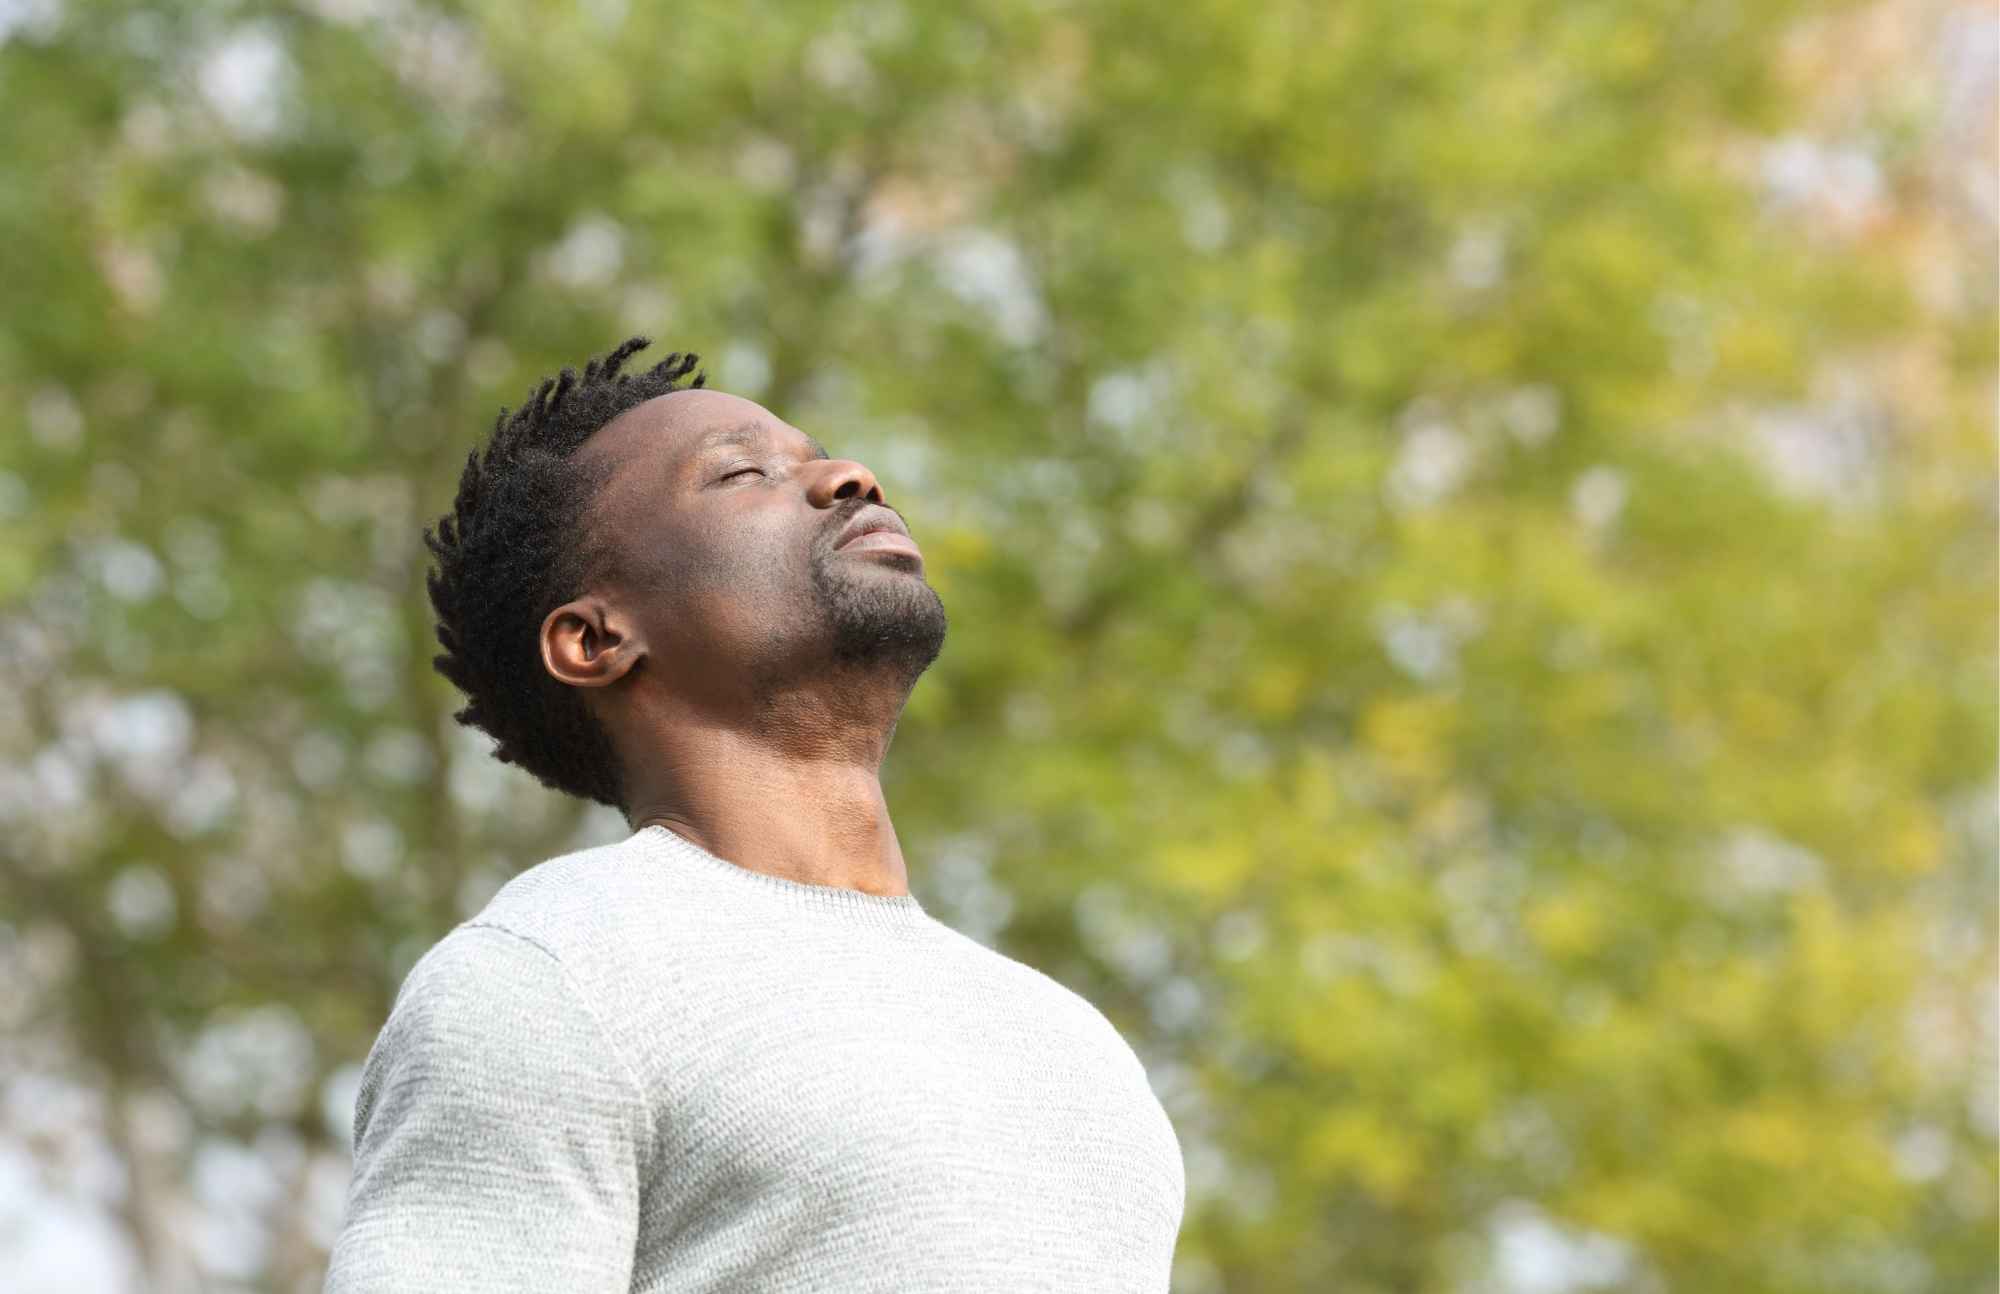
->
[806,458,885,508]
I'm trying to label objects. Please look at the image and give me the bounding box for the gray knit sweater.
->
[324,825,1185,1292]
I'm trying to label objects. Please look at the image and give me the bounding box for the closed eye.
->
[719,465,764,483]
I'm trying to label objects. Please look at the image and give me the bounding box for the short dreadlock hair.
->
[423,336,705,811]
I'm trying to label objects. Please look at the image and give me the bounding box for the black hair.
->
[422,336,704,811]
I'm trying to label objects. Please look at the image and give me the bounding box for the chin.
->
[817,560,948,681]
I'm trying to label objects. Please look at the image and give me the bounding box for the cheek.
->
[655,508,814,636]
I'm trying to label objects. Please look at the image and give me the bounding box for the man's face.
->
[574,389,946,703]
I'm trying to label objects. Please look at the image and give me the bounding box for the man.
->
[325,338,1186,1292]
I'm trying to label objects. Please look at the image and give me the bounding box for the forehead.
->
[583,388,825,474]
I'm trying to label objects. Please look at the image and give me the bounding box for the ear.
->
[540,597,643,689]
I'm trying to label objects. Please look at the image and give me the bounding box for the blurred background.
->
[1,0,1994,1290]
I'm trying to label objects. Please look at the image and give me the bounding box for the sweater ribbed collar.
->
[634,825,934,934]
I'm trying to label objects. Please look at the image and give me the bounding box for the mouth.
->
[833,508,923,563]
[839,530,923,559]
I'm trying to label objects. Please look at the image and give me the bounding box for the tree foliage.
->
[0,0,1991,1290]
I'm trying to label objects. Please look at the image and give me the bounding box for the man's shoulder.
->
[459,829,677,968]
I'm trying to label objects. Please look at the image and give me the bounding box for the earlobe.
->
[540,599,640,688]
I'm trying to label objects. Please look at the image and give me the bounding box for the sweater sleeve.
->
[325,922,647,1293]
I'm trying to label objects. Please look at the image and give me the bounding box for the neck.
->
[614,680,914,898]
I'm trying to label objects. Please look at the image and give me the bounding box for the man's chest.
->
[633,945,1186,1251]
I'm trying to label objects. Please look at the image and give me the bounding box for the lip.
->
[839,529,923,559]
[833,509,923,562]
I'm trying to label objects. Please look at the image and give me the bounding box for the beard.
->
[808,543,948,688]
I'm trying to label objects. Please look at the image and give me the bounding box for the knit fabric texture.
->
[324,825,1185,1292]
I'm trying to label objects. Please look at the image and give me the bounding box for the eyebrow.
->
[698,420,830,461]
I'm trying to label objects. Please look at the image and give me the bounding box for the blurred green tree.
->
[0,0,1990,1290]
